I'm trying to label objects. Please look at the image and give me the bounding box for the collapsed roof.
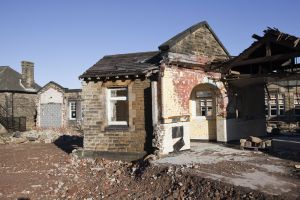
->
[225,28,300,74]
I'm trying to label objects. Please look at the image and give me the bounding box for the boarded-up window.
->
[107,88,129,125]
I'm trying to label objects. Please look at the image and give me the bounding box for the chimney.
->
[21,61,35,88]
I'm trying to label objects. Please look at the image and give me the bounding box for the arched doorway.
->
[189,83,220,141]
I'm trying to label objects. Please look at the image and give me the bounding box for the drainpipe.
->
[160,63,166,122]
[151,81,158,126]
[11,92,14,131]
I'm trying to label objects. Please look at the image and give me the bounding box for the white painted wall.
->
[160,122,190,154]
[40,88,64,104]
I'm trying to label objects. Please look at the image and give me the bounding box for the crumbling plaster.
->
[154,63,229,154]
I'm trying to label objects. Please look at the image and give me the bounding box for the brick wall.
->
[161,65,227,119]
[82,79,153,153]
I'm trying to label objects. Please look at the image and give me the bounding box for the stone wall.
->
[65,91,82,129]
[0,92,37,130]
[82,79,153,153]
[169,25,228,59]
[267,83,300,123]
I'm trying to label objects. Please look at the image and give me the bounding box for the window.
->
[294,93,300,116]
[107,88,129,125]
[195,91,213,117]
[295,56,300,64]
[278,94,285,116]
[266,93,285,117]
[69,101,76,120]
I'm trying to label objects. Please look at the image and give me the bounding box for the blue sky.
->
[0,0,299,88]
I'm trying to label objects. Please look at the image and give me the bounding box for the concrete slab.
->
[272,139,300,152]
[153,142,300,197]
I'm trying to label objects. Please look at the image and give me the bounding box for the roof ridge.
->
[158,21,208,50]
[103,51,159,58]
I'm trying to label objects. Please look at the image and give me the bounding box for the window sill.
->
[105,125,129,132]
[192,116,214,120]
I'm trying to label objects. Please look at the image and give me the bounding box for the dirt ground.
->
[0,143,299,200]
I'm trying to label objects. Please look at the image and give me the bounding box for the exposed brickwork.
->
[82,79,152,153]
[161,65,227,119]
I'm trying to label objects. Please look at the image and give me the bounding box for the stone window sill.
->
[105,125,129,132]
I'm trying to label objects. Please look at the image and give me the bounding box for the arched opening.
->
[189,83,220,141]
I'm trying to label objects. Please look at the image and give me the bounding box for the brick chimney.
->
[21,61,35,88]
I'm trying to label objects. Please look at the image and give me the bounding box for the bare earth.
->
[0,143,299,199]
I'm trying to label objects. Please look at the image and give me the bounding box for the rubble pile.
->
[0,129,82,145]
[46,153,283,200]
[240,136,272,150]
[0,143,294,199]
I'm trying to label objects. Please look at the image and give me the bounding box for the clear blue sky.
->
[0,0,299,88]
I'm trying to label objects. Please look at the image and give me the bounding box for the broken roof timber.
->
[229,52,300,68]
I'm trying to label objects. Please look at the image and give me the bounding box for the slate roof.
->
[39,81,82,93]
[0,66,41,93]
[158,21,230,56]
[80,51,161,79]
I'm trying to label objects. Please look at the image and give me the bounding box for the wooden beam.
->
[229,52,300,68]
[266,42,272,56]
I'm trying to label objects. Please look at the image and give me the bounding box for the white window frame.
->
[69,101,76,120]
[294,93,300,116]
[266,93,285,117]
[192,91,214,119]
[107,87,128,126]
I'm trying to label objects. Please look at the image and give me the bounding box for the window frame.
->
[294,93,300,116]
[69,101,77,120]
[266,93,285,117]
[193,91,214,118]
[106,87,129,126]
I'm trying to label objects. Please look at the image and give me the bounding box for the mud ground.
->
[0,143,299,200]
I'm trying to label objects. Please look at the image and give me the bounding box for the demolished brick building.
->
[80,21,249,158]
[80,22,300,158]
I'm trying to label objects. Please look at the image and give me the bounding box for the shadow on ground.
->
[53,135,83,154]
